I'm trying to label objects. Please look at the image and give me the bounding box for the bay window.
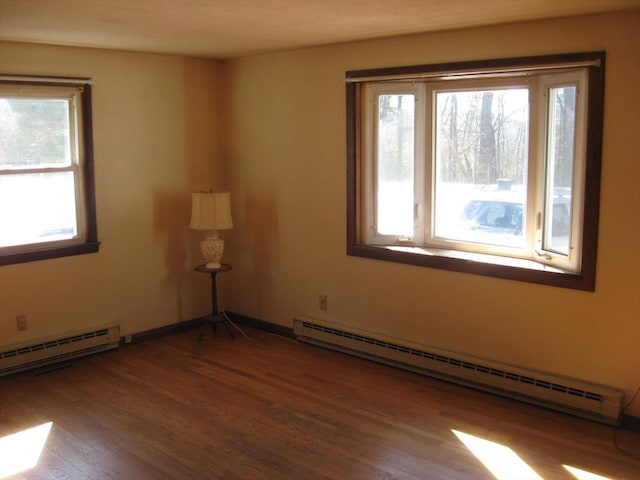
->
[346,52,604,290]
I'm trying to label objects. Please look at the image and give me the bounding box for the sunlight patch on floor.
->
[0,422,52,479]
[452,429,543,480]
[564,465,612,480]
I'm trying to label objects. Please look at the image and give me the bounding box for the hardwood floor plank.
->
[1,328,638,479]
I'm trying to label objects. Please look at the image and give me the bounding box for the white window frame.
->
[534,71,588,272]
[0,76,99,265]
[346,52,605,291]
[425,79,537,258]
[362,82,426,245]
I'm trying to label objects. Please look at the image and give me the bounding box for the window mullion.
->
[414,84,426,244]
[532,77,547,259]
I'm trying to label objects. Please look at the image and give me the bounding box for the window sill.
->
[0,241,100,266]
[348,243,594,291]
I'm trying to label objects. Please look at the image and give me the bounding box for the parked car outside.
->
[455,193,571,252]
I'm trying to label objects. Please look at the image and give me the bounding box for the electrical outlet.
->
[16,314,27,331]
[319,295,328,311]
[124,335,132,344]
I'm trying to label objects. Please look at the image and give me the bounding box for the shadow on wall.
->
[244,188,280,318]
[153,191,191,321]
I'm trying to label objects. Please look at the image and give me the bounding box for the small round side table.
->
[195,263,234,340]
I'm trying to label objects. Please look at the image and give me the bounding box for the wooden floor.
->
[1,327,638,480]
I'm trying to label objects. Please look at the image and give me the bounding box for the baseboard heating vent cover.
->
[293,317,624,425]
[0,324,120,377]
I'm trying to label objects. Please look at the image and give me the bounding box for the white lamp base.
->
[201,231,224,269]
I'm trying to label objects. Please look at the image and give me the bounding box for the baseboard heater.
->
[0,324,120,377]
[293,317,624,425]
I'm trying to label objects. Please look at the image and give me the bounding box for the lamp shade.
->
[190,192,233,231]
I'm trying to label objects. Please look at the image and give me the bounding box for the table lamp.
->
[190,192,233,269]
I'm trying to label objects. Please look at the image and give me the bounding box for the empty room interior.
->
[1,1,639,478]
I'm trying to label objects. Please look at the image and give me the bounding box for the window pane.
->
[544,86,576,255]
[0,171,77,247]
[376,94,414,236]
[0,98,72,169]
[433,89,529,248]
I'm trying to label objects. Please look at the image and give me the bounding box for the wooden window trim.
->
[0,78,99,266]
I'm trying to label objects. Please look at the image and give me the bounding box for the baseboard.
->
[120,312,295,345]
[225,311,295,338]
[620,414,640,431]
[122,318,202,345]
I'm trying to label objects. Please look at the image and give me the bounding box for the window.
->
[346,52,604,290]
[0,76,99,265]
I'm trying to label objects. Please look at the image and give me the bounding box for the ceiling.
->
[1,0,639,59]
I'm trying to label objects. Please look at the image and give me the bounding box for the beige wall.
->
[0,42,223,342]
[0,10,638,416]
[223,11,640,415]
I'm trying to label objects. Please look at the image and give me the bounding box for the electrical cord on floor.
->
[221,310,300,345]
[613,385,640,460]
